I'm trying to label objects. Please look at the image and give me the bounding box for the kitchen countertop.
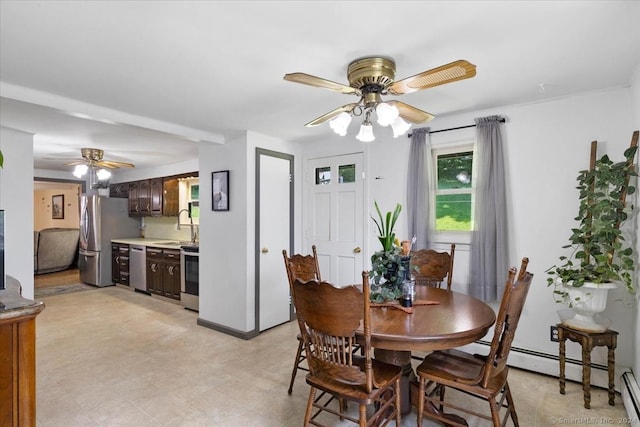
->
[111,237,196,250]
[0,276,45,321]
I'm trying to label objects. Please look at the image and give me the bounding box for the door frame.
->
[254,148,294,333]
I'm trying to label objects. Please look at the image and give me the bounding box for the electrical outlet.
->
[550,325,559,342]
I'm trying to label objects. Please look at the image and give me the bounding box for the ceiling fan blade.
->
[97,160,135,169]
[64,160,87,166]
[387,101,435,123]
[305,103,359,127]
[284,72,361,96]
[387,60,477,95]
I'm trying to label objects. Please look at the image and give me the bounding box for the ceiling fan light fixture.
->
[329,112,352,136]
[391,116,411,138]
[375,102,399,127]
[285,56,476,140]
[356,122,375,142]
[73,164,89,178]
[96,168,111,181]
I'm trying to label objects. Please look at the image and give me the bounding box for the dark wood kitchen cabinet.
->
[138,179,152,216]
[162,249,181,300]
[162,178,179,217]
[129,178,164,216]
[149,178,163,215]
[128,178,168,217]
[128,181,141,216]
[146,247,180,300]
[111,243,130,285]
[146,247,164,295]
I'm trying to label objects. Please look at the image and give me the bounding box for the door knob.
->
[261,247,269,254]
[353,247,361,254]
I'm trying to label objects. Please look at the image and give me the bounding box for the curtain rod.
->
[407,117,506,138]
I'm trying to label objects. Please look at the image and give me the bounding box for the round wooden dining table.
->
[360,286,497,415]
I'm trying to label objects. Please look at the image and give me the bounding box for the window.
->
[433,145,474,232]
[315,164,355,184]
[338,164,355,183]
[315,166,331,185]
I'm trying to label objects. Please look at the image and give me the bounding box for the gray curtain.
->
[469,116,508,301]
[407,127,431,249]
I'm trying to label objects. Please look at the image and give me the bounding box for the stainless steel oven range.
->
[180,245,199,311]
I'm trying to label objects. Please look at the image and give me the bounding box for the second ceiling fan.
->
[284,57,476,140]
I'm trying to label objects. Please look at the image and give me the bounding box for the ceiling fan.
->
[284,56,476,140]
[64,148,135,169]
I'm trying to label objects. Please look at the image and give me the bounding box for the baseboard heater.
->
[621,372,640,427]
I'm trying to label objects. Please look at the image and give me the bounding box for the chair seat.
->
[307,357,402,403]
[417,348,509,398]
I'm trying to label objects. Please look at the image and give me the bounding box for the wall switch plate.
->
[550,325,559,342]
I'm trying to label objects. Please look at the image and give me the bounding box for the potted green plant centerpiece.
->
[546,140,638,332]
[369,202,413,303]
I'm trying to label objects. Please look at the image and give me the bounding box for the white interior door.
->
[305,153,364,286]
[258,152,292,332]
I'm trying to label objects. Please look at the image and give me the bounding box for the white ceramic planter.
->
[558,281,617,332]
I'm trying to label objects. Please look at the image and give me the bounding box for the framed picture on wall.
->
[212,170,229,211]
[52,194,64,219]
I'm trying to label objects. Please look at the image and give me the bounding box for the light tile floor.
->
[35,286,630,426]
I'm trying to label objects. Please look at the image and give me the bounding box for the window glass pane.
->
[437,151,473,190]
[316,167,331,185]
[189,202,200,219]
[338,164,355,183]
[190,184,199,200]
[435,194,472,231]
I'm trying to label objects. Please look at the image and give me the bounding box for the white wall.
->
[0,127,35,298]
[198,132,299,335]
[300,87,638,378]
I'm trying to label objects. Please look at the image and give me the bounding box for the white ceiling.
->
[1,1,639,174]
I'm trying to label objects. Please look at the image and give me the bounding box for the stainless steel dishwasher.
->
[129,245,147,292]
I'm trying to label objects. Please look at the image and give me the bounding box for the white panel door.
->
[258,153,291,331]
[306,153,364,286]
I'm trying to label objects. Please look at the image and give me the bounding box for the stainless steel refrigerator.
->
[79,195,140,286]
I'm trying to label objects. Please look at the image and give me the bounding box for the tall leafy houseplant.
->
[547,144,638,304]
[369,202,407,303]
[372,201,401,252]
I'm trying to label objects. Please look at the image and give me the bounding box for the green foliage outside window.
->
[435,151,473,231]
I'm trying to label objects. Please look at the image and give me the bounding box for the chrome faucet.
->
[177,209,198,244]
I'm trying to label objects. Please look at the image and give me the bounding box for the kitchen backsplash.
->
[142,216,193,241]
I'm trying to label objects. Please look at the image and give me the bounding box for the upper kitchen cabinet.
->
[128,178,162,217]
[149,178,163,215]
[120,173,198,218]
[163,178,179,217]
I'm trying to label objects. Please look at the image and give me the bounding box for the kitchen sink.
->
[153,240,198,247]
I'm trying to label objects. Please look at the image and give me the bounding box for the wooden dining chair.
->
[292,271,402,427]
[416,257,533,427]
[410,243,456,290]
[282,246,322,395]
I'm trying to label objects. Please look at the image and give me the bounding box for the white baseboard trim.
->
[460,341,631,392]
[621,372,640,427]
